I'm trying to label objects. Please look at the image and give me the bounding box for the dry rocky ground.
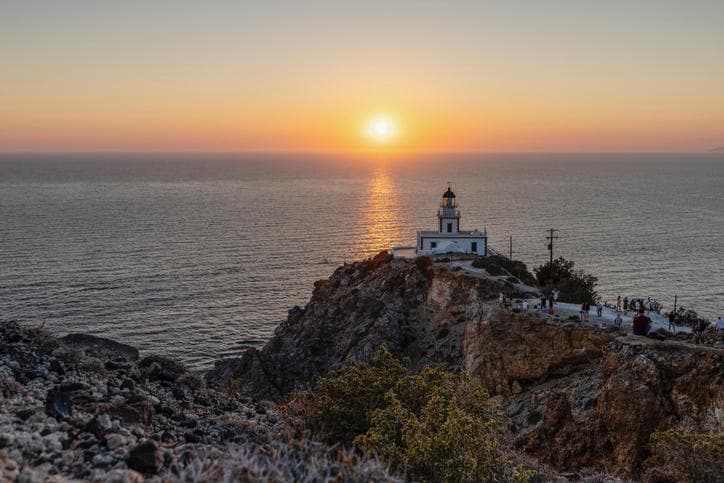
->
[0,323,395,482]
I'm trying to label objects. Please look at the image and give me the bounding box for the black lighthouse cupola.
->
[438,184,460,233]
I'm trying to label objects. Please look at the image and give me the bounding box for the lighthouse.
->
[415,185,487,256]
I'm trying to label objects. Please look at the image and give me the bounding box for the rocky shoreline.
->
[2,252,722,482]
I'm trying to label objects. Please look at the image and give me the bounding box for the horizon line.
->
[1,148,722,156]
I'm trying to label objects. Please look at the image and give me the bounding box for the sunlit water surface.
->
[1,153,722,369]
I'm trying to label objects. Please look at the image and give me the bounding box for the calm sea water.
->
[1,153,722,369]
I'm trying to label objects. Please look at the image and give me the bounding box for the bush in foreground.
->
[534,257,599,304]
[290,347,529,483]
[642,428,723,483]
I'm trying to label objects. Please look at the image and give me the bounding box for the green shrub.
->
[293,347,528,482]
[534,257,599,304]
[669,306,711,329]
[643,428,724,483]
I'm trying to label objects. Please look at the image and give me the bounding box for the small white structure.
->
[415,186,487,256]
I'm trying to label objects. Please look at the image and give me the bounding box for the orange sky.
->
[1,1,723,152]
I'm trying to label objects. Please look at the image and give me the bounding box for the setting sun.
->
[365,115,398,144]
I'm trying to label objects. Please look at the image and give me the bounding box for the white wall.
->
[438,217,459,233]
[416,236,487,256]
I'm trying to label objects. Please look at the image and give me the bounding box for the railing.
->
[437,209,460,218]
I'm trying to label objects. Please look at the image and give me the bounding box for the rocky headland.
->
[208,252,723,480]
[2,251,722,481]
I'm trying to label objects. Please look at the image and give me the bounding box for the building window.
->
[447,223,452,233]
[471,242,477,252]
[431,242,437,249]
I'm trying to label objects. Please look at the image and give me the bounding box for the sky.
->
[1,0,723,152]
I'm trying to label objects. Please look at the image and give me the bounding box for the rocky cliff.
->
[210,251,723,479]
[465,315,722,477]
[206,251,536,400]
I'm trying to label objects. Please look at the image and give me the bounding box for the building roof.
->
[418,230,486,238]
[442,187,456,198]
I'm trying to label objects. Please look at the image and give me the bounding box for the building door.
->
[471,242,477,253]
[447,223,452,233]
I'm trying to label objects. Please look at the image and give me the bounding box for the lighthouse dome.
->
[442,187,456,198]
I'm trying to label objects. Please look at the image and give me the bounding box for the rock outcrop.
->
[467,317,723,477]
[206,251,535,400]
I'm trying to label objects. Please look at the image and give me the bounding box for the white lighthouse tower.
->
[415,184,487,256]
[438,185,460,234]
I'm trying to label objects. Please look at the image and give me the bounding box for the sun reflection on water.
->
[353,167,403,257]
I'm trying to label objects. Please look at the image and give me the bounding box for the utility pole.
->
[545,228,560,263]
[673,294,677,313]
[509,235,513,260]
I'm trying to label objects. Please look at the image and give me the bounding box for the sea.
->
[1,153,722,369]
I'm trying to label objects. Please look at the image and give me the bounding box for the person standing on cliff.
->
[553,288,560,305]
[716,317,724,333]
[596,302,603,317]
[632,308,652,336]
[623,296,629,315]
[616,295,622,311]
[540,294,547,312]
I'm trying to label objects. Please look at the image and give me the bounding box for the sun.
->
[365,115,398,144]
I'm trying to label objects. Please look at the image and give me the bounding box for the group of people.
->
[577,301,604,321]
[615,295,655,316]
[539,288,560,314]
[501,289,724,341]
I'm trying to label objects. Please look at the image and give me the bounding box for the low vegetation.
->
[534,257,599,304]
[669,306,711,329]
[288,347,530,483]
[166,439,402,482]
[643,428,724,483]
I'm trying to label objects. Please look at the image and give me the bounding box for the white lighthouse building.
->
[415,185,487,256]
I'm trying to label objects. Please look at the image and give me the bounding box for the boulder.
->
[45,389,73,418]
[126,440,160,474]
[138,355,185,382]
